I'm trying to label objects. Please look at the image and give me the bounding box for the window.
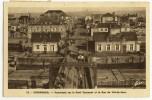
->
[130,44,134,51]
[36,45,40,49]
[115,44,120,51]
[106,44,111,51]
[97,45,102,51]
[105,28,108,31]
[50,45,55,51]
[100,28,103,31]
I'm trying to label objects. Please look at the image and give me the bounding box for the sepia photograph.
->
[3,2,150,97]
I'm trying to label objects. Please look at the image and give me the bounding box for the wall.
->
[28,25,67,38]
[102,17,114,23]
[91,28,109,36]
[121,27,131,32]
[110,28,121,35]
[32,42,58,53]
[95,41,137,52]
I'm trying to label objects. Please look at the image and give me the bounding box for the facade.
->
[110,24,121,35]
[19,14,31,24]
[128,14,138,22]
[121,23,131,32]
[91,14,103,23]
[27,10,67,38]
[31,32,61,53]
[101,12,118,23]
[28,24,67,38]
[93,32,139,53]
[91,23,110,36]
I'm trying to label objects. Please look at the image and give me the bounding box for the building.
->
[28,24,67,38]
[31,32,61,53]
[18,14,31,24]
[121,23,131,32]
[110,23,121,35]
[91,23,110,36]
[8,70,49,89]
[41,10,66,24]
[91,14,103,24]
[27,10,67,38]
[93,32,139,53]
[128,14,138,22]
[101,12,118,23]
[85,16,93,25]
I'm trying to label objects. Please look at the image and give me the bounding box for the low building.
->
[110,24,121,35]
[128,14,138,22]
[93,32,139,53]
[91,23,110,36]
[19,14,31,24]
[91,14,103,24]
[121,23,131,32]
[31,32,61,53]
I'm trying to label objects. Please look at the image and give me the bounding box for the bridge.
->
[49,62,97,89]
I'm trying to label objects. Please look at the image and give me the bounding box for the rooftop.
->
[102,13,114,17]
[31,32,61,42]
[93,32,137,42]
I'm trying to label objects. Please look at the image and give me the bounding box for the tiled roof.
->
[102,13,114,17]
[31,32,61,42]
[93,32,109,42]
[121,32,137,41]
[45,10,64,14]
[19,16,29,19]
[137,36,145,41]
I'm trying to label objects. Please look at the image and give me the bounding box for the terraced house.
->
[31,32,61,53]
[93,32,140,53]
[27,10,67,38]
[28,24,67,38]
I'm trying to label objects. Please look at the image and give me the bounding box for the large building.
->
[93,32,140,53]
[28,24,67,38]
[31,32,61,53]
[27,10,67,38]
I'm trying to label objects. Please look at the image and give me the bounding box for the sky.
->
[9,7,145,14]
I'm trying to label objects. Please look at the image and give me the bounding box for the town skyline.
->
[9,7,146,17]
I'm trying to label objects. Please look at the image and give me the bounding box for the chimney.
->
[113,12,115,22]
[113,12,115,16]
[128,14,130,17]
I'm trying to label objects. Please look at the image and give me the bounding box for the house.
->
[19,14,31,24]
[91,23,110,36]
[110,23,121,35]
[101,12,118,23]
[27,11,67,38]
[121,23,131,32]
[91,14,103,24]
[31,32,61,53]
[41,10,66,25]
[28,24,67,38]
[85,16,93,25]
[128,14,137,22]
[93,32,139,53]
